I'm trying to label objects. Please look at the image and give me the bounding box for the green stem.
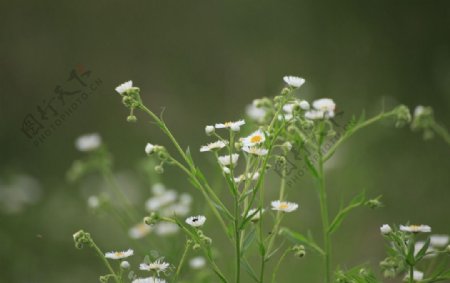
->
[324,110,397,162]
[271,248,290,283]
[90,241,120,283]
[409,264,414,283]
[431,122,450,145]
[174,240,191,281]
[235,194,241,283]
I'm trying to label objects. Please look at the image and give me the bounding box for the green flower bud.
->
[394,105,411,128]
[281,87,290,96]
[154,165,164,174]
[292,245,306,258]
[127,115,137,123]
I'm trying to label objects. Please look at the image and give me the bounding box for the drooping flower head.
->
[215,120,245,132]
[200,140,228,152]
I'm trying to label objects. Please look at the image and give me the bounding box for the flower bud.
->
[120,261,130,269]
[292,245,306,258]
[127,115,137,123]
[394,105,411,128]
[282,141,292,152]
[154,164,164,174]
[299,100,310,110]
[281,87,290,96]
[205,125,215,136]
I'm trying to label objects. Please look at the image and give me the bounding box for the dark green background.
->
[1,1,449,282]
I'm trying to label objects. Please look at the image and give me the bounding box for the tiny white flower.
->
[129,223,152,239]
[241,130,266,146]
[140,259,170,275]
[271,200,299,212]
[186,215,206,227]
[278,113,294,122]
[200,140,228,152]
[215,120,246,131]
[404,270,424,282]
[155,222,180,236]
[189,256,206,269]
[75,133,101,152]
[145,143,155,155]
[132,277,166,283]
[218,153,239,166]
[222,166,231,174]
[414,105,425,117]
[299,100,310,110]
[282,141,292,151]
[205,125,215,135]
[430,234,449,248]
[312,98,336,118]
[305,110,325,120]
[242,146,268,156]
[120,261,130,269]
[87,195,100,209]
[283,76,305,88]
[380,224,392,235]
[282,103,297,114]
[246,104,266,123]
[245,208,265,222]
[400,224,431,233]
[115,80,133,94]
[105,249,134,260]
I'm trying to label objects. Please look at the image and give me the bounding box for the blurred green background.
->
[1,0,449,282]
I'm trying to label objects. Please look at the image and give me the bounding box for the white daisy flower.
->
[145,143,155,155]
[205,125,215,135]
[155,222,180,236]
[380,224,392,235]
[140,259,170,274]
[132,277,166,283]
[242,146,268,156]
[245,208,265,222]
[404,270,424,282]
[215,120,246,132]
[299,100,310,110]
[189,256,206,269]
[234,172,260,183]
[313,98,336,117]
[246,104,266,123]
[400,224,431,233]
[200,140,228,152]
[241,130,266,146]
[75,133,101,152]
[186,215,206,227]
[283,76,305,88]
[129,223,152,239]
[271,200,299,212]
[430,234,449,248]
[115,80,133,94]
[218,154,239,166]
[105,249,134,260]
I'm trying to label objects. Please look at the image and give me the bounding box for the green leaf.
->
[279,227,325,255]
[241,228,257,256]
[406,236,416,266]
[241,258,259,282]
[328,191,366,235]
[415,237,430,262]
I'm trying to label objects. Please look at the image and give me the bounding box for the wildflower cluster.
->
[70,75,450,283]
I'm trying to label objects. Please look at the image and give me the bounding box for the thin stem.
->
[409,264,414,283]
[235,194,241,283]
[90,241,120,283]
[174,240,191,281]
[271,248,290,283]
[323,110,397,162]
[431,122,450,145]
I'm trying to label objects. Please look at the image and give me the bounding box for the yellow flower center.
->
[279,203,289,209]
[250,135,263,143]
[115,252,124,257]
[224,121,233,127]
